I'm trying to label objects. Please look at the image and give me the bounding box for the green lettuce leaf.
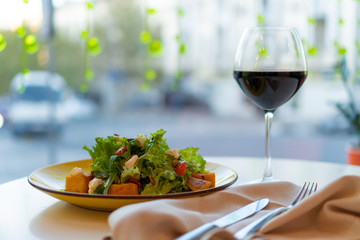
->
[141,172,188,195]
[120,166,141,183]
[83,136,127,179]
[179,147,206,174]
[137,129,170,177]
[82,129,207,195]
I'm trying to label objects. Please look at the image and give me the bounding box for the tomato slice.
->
[114,145,127,155]
[175,161,186,176]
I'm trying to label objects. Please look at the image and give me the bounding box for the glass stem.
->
[263,110,274,181]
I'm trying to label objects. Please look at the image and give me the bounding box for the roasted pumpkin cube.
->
[186,176,212,191]
[108,183,139,195]
[65,167,93,193]
[191,172,216,188]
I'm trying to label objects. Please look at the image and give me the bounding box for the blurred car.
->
[7,71,68,135]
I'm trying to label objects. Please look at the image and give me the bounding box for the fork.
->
[234,182,318,239]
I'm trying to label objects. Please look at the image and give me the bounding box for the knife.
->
[174,198,269,240]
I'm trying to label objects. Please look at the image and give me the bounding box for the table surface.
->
[1,157,360,240]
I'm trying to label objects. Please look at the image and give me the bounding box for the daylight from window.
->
[0,0,359,183]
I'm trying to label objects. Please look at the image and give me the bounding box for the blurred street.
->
[0,107,352,184]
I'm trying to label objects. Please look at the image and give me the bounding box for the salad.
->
[65,129,215,195]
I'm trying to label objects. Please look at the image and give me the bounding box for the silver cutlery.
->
[175,198,269,240]
[234,182,318,239]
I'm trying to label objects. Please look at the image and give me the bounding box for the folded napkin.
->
[108,175,360,240]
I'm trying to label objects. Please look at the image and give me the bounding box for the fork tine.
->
[299,182,318,202]
[298,182,310,202]
[308,182,318,195]
[290,182,308,205]
[290,182,318,207]
[312,182,318,193]
[233,182,318,239]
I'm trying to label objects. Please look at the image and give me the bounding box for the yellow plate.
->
[28,159,238,211]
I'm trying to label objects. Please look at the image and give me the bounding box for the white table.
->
[1,157,360,240]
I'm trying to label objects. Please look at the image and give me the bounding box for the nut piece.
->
[135,136,147,148]
[149,176,156,185]
[165,149,180,159]
[113,134,122,142]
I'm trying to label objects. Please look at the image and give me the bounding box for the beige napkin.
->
[108,175,360,240]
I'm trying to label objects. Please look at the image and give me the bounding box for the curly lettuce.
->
[179,147,206,174]
[82,129,208,195]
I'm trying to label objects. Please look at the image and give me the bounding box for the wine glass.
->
[233,26,308,182]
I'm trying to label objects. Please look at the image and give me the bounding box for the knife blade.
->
[174,198,269,240]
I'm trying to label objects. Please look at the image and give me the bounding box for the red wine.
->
[233,71,307,111]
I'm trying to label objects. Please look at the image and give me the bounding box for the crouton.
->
[125,155,138,169]
[165,149,180,159]
[108,183,139,195]
[65,167,93,193]
[135,136,147,148]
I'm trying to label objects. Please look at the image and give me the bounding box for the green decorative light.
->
[257,14,265,24]
[86,1,94,9]
[22,68,29,75]
[145,69,156,81]
[87,37,101,56]
[307,18,317,25]
[0,34,6,52]
[24,34,38,54]
[148,40,162,56]
[16,26,26,38]
[259,47,267,56]
[179,43,186,55]
[146,8,156,14]
[139,31,152,44]
[307,46,318,56]
[334,41,347,55]
[85,69,94,80]
[338,47,347,55]
[81,30,88,40]
[177,8,184,17]
[17,85,25,93]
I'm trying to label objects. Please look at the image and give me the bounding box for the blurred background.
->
[0,0,359,183]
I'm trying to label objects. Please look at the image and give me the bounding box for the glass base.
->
[262,175,273,182]
[242,176,277,185]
